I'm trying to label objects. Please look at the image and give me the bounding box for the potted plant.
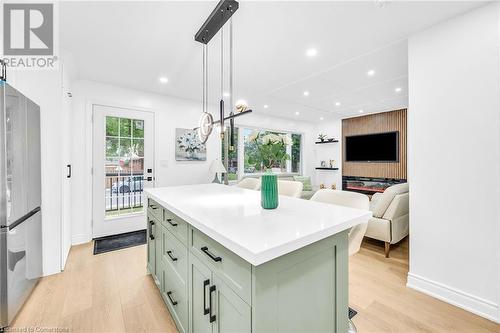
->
[318,134,327,142]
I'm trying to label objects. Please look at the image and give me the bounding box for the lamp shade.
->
[209,159,227,174]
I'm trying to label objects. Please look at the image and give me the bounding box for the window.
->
[221,127,303,178]
[221,127,239,181]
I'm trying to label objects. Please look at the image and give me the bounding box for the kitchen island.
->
[145,184,371,333]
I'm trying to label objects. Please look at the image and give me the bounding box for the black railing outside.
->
[105,173,144,213]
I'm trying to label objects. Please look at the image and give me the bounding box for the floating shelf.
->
[315,140,338,144]
[315,167,339,170]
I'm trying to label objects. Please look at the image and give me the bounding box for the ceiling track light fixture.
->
[194,0,252,184]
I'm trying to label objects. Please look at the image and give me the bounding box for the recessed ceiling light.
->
[367,70,375,77]
[223,92,230,97]
[159,77,169,84]
[306,48,318,57]
[395,87,402,93]
[295,111,300,116]
[303,91,309,96]
[335,101,341,107]
[320,116,324,121]
[358,109,364,113]
[263,104,269,109]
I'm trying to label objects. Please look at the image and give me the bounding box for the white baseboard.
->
[407,273,499,323]
[72,233,91,245]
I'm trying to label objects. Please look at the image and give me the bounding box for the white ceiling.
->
[60,1,485,122]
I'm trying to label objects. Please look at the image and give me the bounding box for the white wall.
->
[70,80,317,244]
[407,3,500,323]
[313,119,342,189]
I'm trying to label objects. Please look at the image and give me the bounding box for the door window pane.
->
[106,117,119,136]
[105,116,145,217]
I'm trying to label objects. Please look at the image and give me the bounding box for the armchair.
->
[365,182,409,257]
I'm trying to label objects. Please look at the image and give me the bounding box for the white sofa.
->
[365,183,409,257]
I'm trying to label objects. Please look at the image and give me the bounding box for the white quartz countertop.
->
[145,184,372,266]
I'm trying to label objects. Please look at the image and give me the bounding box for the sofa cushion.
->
[293,176,312,191]
[371,183,409,218]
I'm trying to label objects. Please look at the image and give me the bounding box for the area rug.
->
[93,229,147,255]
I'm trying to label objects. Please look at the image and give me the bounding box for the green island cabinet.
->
[147,197,349,333]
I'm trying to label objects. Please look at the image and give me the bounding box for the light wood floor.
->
[11,238,500,333]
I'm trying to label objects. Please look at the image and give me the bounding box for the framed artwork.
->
[175,128,207,161]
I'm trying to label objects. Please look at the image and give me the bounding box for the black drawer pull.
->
[166,291,178,306]
[209,285,216,323]
[166,218,178,227]
[201,246,222,262]
[149,204,157,210]
[166,250,178,262]
[149,220,155,240]
[203,279,210,315]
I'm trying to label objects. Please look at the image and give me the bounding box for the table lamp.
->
[209,159,227,183]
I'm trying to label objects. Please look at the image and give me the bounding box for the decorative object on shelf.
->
[320,160,327,167]
[175,128,206,161]
[261,172,278,209]
[209,159,227,183]
[246,131,292,172]
[329,159,336,168]
[328,138,336,142]
[331,183,336,190]
[320,183,326,189]
[318,133,327,142]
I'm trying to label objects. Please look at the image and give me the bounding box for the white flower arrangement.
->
[177,131,204,153]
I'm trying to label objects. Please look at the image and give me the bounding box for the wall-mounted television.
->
[345,131,399,162]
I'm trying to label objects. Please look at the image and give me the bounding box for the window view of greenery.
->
[243,129,301,174]
[221,127,238,181]
[291,133,301,173]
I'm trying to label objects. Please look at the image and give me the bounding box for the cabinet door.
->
[189,254,214,333]
[147,217,156,277]
[213,276,251,333]
[154,222,163,286]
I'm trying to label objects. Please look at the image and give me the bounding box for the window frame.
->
[232,125,304,180]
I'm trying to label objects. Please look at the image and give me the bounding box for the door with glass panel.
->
[92,105,154,238]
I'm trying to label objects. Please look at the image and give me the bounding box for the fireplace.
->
[342,176,406,196]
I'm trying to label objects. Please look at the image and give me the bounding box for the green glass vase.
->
[261,173,278,209]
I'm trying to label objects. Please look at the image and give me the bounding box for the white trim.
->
[72,233,91,246]
[407,273,500,323]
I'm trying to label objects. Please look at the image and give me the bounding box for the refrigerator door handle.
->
[8,207,41,231]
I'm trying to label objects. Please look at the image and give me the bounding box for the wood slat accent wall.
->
[342,109,407,180]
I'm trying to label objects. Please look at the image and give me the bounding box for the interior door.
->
[92,105,154,238]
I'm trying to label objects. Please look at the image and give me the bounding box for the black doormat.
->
[93,229,147,255]
[348,307,358,319]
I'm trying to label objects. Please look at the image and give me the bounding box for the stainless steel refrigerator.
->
[0,82,43,328]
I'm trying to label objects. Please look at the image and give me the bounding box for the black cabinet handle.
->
[67,164,72,178]
[166,291,178,306]
[201,246,222,262]
[149,220,155,240]
[203,279,210,315]
[166,250,178,262]
[149,204,157,210]
[209,285,216,323]
[166,218,178,227]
